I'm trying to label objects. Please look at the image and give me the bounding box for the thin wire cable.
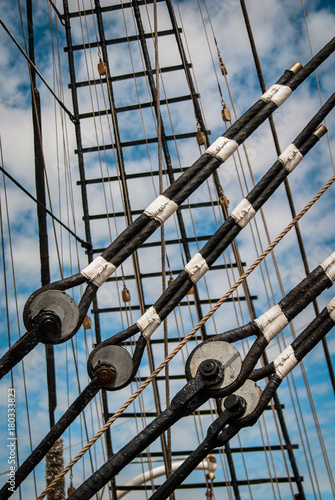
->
[0,17,75,122]
[300,0,335,175]
[153,0,172,486]
[192,4,285,493]
[0,142,24,500]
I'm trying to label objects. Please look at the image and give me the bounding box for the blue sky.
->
[0,0,335,499]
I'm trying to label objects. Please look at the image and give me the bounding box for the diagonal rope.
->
[36,172,335,500]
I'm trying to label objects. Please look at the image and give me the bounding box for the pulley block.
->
[24,290,80,344]
[98,59,107,75]
[221,105,231,122]
[88,345,133,390]
[221,379,262,417]
[196,130,206,146]
[185,340,242,393]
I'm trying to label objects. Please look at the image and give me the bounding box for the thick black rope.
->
[250,299,335,382]
[88,96,334,371]
[185,257,334,398]
[0,380,101,499]
[22,39,335,328]
[238,299,335,428]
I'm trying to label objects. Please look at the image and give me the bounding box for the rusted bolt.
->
[34,310,61,339]
[95,363,117,385]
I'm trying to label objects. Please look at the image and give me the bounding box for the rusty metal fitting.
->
[95,362,117,385]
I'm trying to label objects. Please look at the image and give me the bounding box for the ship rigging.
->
[0,1,334,499]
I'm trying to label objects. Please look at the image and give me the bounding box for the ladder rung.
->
[115,477,303,491]
[95,264,245,282]
[91,236,214,253]
[93,296,258,313]
[86,202,220,220]
[78,94,199,119]
[117,443,294,457]
[69,64,192,89]
[67,0,165,18]
[103,263,246,281]
[77,166,191,185]
[75,132,199,154]
[65,28,181,52]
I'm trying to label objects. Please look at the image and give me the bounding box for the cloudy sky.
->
[0,0,335,499]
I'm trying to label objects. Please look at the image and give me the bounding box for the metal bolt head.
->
[223,394,244,413]
[95,363,117,385]
[42,317,56,332]
[199,359,221,380]
[34,310,62,339]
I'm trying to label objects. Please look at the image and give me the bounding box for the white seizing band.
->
[278,143,303,173]
[320,252,335,283]
[184,253,209,284]
[144,195,178,224]
[81,256,116,287]
[326,297,335,323]
[260,84,292,107]
[205,137,238,162]
[136,306,161,339]
[231,199,256,228]
[254,304,289,342]
[274,345,298,379]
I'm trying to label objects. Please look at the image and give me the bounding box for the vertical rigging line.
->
[129,1,192,484]
[187,4,278,495]
[201,0,298,326]
[237,1,334,494]
[300,0,335,175]
[167,3,274,492]
[1,140,34,499]
[49,2,82,277]
[142,0,216,335]
[77,1,116,247]
[118,1,159,200]
[16,0,64,280]
[95,1,147,328]
[153,0,172,486]
[89,3,155,484]
[161,2,250,495]
[239,0,335,398]
[195,3,314,497]
[211,4,330,495]
[142,0,222,486]
[92,0,170,488]
[184,0,259,325]
[51,6,111,488]
[53,2,105,488]
[79,0,128,330]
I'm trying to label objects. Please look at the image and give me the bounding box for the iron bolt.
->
[34,310,61,338]
[223,394,243,413]
[96,363,117,385]
[199,359,220,379]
